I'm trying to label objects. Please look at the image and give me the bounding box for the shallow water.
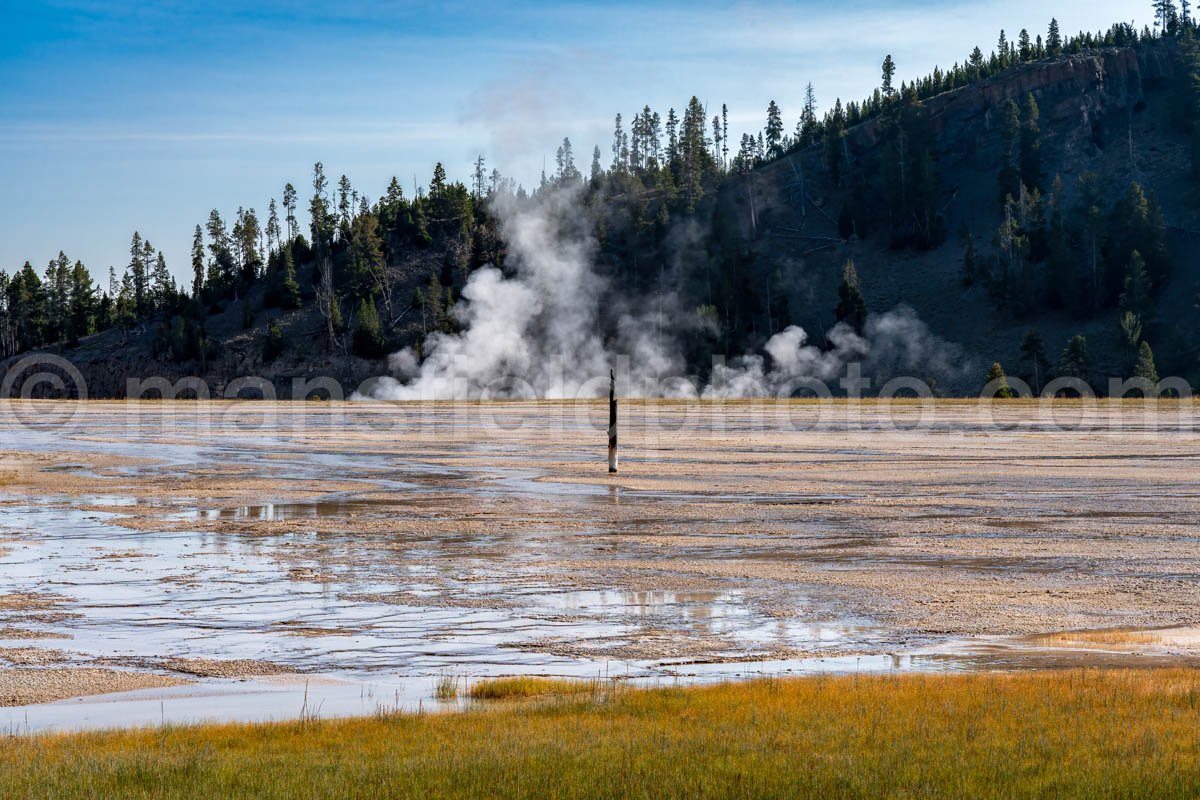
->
[2,401,1198,731]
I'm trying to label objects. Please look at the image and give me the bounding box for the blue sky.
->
[1,0,1139,285]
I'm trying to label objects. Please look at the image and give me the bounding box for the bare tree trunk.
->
[608,369,618,474]
[374,262,394,322]
[317,255,337,352]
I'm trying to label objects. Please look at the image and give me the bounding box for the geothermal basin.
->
[1,400,1199,731]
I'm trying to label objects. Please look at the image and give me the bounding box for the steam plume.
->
[361,188,970,401]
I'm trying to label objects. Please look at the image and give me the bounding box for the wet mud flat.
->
[0,400,1198,730]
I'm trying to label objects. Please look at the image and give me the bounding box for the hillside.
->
[4,36,1200,399]
[729,43,1200,392]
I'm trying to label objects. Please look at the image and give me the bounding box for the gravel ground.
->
[0,669,188,707]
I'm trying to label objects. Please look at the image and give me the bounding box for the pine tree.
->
[207,209,235,293]
[993,194,1028,306]
[1154,0,1179,35]
[765,100,784,157]
[554,138,580,183]
[472,155,486,199]
[590,146,602,182]
[10,262,46,350]
[1020,330,1049,393]
[1134,340,1160,383]
[282,183,298,242]
[337,174,353,233]
[15,263,43,349]
[231,209,246,270]
[721,103,729,166]
[666,108,679,168]
[43,253,69,343]
[649,107,663,166]
[998,99,1021,203]
[1018,29,1033,62]
[612,113,626,172]
[66,259,94,345]
[1104,182,1169,303]
[800,85,818,146]
[152,252,172,309]
[310,162,332,254]
[1142,191,1172,290]
[679,96,714,212]
[128,232,149,315]
[238,207,263,285]
[352,297,386,357]
[1059,335,1092,383]
[968,47,985,80]
[429,163,447,199]
[266,199,281,254]
[279,246,302,310]
[1118,310,1147,384]
[347,211,385,303]
[834,260,868,333]
[1048,18,1063,55]
[1119,250,1154,316]
[1019,93,1042,191]
[141,237,155,309]
[1120,311,1144,355]
[882,55,897,97]
[985,362,1017,398]
[191,225,205,298]
[263,319,285,363]
[824,100,847,186]
[713,115,724,168]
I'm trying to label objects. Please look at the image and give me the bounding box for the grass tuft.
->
[1037,629,1162,646]
[467,676,595,701]
[434,674,459,701]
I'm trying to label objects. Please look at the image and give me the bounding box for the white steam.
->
[366,189,688,400]
[703,307,967,398]
[361,188,970,401]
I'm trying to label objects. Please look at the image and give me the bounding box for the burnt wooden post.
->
[608,369,618,474]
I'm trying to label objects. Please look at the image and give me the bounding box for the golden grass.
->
[467,675,596,701]
[4,669,1200,798]
[433,674,459,701]
[1038,630,1163,647]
